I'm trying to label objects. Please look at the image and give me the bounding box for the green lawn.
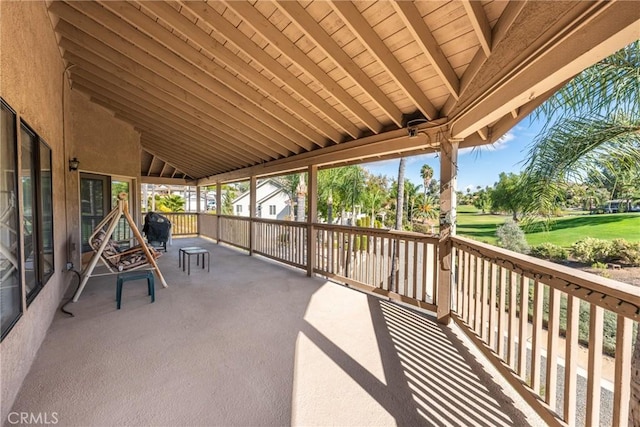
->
[456,206,640,247]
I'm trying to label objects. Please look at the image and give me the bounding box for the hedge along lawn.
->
[456,206,640,247]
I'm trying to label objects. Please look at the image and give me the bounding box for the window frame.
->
[19,119,55,305]
[1,99,22,341]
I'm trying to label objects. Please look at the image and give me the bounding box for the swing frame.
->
[72,193,168,302]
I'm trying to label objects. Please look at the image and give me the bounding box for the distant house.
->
[232,179,292,220]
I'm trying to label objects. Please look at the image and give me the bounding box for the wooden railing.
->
[451,236,639,427]
[313,224,439,312]
[190,215,638,426]
[163,213,198,235]
[198,213,218,241]
[218,215,250,250]
[253,218,307,269]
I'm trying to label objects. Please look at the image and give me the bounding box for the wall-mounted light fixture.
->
[407,118,428,138]
[69,157,80,171]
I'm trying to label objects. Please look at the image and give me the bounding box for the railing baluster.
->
[488,263,498,350]
[455,248,463,314]
[563,294,579,425]
[531,280,544,393]
[545,287,560,409]
[586,304,603,427]
[517,275,529,379]
[481,259,490,340]
[508,271,518,369]
[475,256,483,334]
[497,267,507,359]
[612,314,633,427]
[463,251,470,323]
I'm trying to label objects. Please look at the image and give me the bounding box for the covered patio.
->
[11,238,541,426]
[1,1,638,426]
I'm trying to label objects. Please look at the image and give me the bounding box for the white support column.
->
[437,138,459,323]
[307,165,318,277]
[249,176,257,256]
[216,183,221,243]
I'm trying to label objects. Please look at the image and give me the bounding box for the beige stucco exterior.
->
[0,1,141,419]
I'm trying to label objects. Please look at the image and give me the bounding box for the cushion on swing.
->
[91,231,161,271]
[91,231,121,265]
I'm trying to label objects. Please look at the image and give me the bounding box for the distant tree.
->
[404,180,422,226]
[420,164,434,198]
[473,187,493,214]
[157,194,185,212]
[491,173,526,220]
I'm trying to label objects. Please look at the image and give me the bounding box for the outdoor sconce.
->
[407,118,428,138]
[69,157,80,171]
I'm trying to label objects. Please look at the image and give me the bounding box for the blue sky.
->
[362,116,546,191]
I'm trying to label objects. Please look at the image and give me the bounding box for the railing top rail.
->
[162,212,198,215]
[252,217,308,226]
[314,223,440,243]
[217,215,251,222]
[452,235,640,320]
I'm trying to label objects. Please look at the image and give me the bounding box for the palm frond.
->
[534,41,640,124]
[522,112,640,215]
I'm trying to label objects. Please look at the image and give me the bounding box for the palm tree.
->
[420,164,434,199]
[390,157,406,293]
[521,41,639,425]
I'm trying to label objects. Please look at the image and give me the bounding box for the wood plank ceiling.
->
[46,1,640,182]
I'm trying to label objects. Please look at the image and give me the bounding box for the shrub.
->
[609,239,640,266]
[496,219,530,254]
[530,243,568,262]
[571,238,612,264]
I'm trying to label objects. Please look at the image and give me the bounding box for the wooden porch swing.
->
[72,193,168,302]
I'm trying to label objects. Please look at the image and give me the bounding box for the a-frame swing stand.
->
[72,193,168,302]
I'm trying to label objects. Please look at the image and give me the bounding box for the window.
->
[236,205,242,214]
[1,100,21,340]
[269,205,276,215]
[21,122,55,303]
[0,99,56,339]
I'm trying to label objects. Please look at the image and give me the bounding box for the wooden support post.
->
[437,139,459,324]
[249,176,257,256]
[216,183,221,243]
[307,165,317,277]
[195,185,201,235]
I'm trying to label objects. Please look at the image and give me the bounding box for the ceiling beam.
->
[391,1,460,100]
[179,0,361,140]
[330,1,438,120]
[461,0,492,57]
[441,0,528,117]
[460,83,565,150]
[51,1,312,154]
[147,155,155,177]
[140,176,191,185]
[103,1,332,146]
[275,0,403,128]
[132,0,341,144]
[199,119,449,185]
[451,1,639,139]
[223,0,382,134]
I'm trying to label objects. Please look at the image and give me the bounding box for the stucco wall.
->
[0,1,141,421]
[0,1,69,422]
[70,91,141,178]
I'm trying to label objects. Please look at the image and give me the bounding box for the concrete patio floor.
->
[8,237,545,426]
